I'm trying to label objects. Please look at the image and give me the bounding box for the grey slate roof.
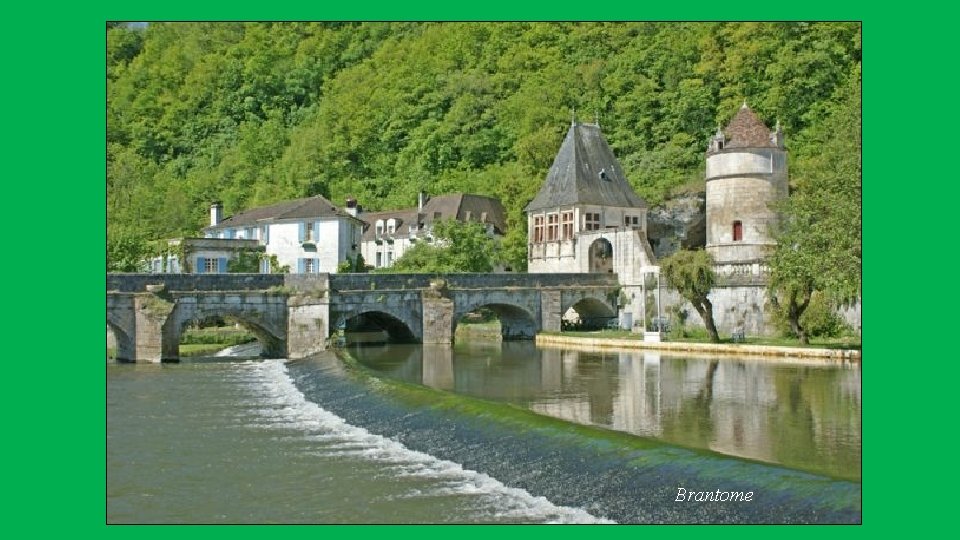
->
[526,123,647,212]
[204,195,353,230]
[360,193,507,242]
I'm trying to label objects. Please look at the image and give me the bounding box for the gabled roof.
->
[359,193,508,242]
[204,195,354,230]
[722,103,776,149]
[525,123,647,212]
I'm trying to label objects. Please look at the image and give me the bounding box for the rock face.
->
[646,193,706,260]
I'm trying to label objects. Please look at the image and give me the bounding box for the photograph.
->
[106,21,862,524]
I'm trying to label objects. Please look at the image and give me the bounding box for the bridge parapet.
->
[328,272,620,291]
[108,273,285,292]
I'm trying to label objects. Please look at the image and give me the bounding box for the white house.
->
[147,195,363,274]
[358,192,508,270]
[200,196,364,273]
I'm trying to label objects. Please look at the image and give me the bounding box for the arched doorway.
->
[589,238,614,273]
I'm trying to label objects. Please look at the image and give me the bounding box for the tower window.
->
[561,211,574,239]
[733,220,743,242]
[533,215,544,243]
[584,212,601,231]
[546,213,559,241]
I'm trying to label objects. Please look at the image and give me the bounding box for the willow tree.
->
[661,249,720,343]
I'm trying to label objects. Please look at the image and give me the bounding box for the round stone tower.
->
[705,102,788,268]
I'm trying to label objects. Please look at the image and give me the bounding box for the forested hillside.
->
[107,21,861,271]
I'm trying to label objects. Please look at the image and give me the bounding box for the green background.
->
[4,0,936,536]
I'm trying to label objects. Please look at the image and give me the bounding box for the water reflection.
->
[350,342,861,481]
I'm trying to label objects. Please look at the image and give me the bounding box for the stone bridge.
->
[106,273,620,362]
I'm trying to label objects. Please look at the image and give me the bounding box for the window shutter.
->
[297,258,305,274]
[263,225,269,244]
[314,258,320,273]
[196,257,206,274]
[314,222,320,242]
[298,222,306,242]
[218,257,227,273]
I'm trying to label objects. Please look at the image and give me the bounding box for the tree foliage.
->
[768,66,861,344]
[660,249,720,342]
[107,22,861,270]
[387,220,500,273]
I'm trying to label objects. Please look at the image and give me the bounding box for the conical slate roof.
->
[526,123,647,212]
[723,103,775,148]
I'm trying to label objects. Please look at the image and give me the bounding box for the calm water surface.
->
[352,342,861,481]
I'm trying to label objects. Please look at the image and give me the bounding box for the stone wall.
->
[109,273,284,292]
[658,284,862,338]
[286,297,330,359]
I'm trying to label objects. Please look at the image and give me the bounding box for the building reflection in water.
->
[353,343,860,479]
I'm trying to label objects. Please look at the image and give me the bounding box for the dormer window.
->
[599,168,608,181]
[584,212,601,231]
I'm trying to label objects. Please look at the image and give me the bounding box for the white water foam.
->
[240,360,614,524]
[215,342,263,357]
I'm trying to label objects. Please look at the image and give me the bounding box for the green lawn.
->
[544,330,860,350]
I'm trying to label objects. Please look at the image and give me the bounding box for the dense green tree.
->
[387,220,500,273]
[660,250,720,343]
[768,68,860,344]
[107,22,861,271]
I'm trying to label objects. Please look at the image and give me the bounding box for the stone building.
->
[359,192,507,270]
[525,120,656,278]
[195,195,364,274]
[658,102,791,336]
[525,120,657,330]
[705,102,788,274]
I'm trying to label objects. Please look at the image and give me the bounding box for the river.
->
[106,342,861,524]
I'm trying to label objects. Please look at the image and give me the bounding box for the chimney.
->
[210,201,223,227]
[418,191,428,211]
[345,197,359,217]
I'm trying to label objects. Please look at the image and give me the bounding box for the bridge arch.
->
[561,292,618,330]
[106,318,134,362]
[453,302,538,341]
[339,310,418,344]
[169,302,287,359]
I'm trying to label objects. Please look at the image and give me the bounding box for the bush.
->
[771,291,851,338]
[180,326,256,345]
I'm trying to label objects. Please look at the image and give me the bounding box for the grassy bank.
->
[546,330,860,350]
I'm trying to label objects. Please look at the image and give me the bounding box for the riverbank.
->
[536,333,861,361]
